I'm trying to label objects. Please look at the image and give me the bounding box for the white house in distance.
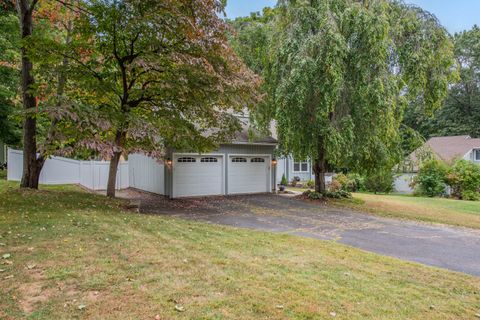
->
[395,135,480,193]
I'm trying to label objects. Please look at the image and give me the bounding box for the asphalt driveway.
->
[127,191,480,276]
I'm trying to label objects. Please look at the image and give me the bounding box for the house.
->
[130,120,278,198]
[395,135,480,193]
[9,117,278,198]
[275,157,333,185]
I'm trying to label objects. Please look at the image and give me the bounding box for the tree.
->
[0,5,21,146]
[59,0,258,197]
[404,26,480,139]
[250,0,456,193]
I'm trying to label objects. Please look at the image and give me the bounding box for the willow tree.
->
[259,0,456,193]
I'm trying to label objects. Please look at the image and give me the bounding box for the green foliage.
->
[280,174,288,186]
[305,179,315,189]
[404,26,480,139]
[446,160,480,201]
[234,0,456,192]
[412,159,448,197]
[364,169,395,194]
[324,190,352,199]
[333,173,364,192]
[303,190,323,200]
[0,12,21,146]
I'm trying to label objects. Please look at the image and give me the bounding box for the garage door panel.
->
[228,156,269,194]
[173,156,223,198]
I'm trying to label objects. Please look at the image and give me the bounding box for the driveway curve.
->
[127,191,480,277]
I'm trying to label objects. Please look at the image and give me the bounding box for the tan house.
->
[395,135,480,193]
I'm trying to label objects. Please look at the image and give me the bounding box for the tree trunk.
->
[18,0,43,189]
[106,151,121,198]
[313,155,327,194]
[313,137,327,194]
[106,131,124,198]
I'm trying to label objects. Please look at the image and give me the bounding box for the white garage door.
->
[228,156,270,195]
[173,155,223,198]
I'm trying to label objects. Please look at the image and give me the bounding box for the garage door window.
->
[201,157,218,163]
[178,157,196,163]
[232,157,247,163]
[251,158,265,163]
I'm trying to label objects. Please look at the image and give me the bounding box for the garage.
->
[172,154,224,198]
[228,155,270,195]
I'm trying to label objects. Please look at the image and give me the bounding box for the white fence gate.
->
[7,149,129,190]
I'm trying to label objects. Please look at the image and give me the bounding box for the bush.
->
[324,190,352,199]
[412,159,448,197]
[305,179,315,189]
[363,169,394,194]
[303,190,323,200]
[332,173,363,192]
[280,174,288,186]
[446,160,480,201]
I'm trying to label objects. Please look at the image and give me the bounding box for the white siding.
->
[394,173,415,194]
[128,154,164,195]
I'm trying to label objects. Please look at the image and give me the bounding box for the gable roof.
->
[410,135,480,165]
[230,116,277,145]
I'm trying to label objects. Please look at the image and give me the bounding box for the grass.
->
[0,180,479,319]
[334,193,480,230]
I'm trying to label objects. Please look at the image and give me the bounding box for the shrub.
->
[305,179,315,189]
[363,169,394,194]
[328,179,342,192]
[412,159,448,197]
[446,160,480,201]
[332,173,363,192]
[324,190,352,199]
[280,174,288,186]
[303,190,323,200]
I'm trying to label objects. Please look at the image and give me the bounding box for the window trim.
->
[251,157,265,163]
[177,157,196,163]
[474,149,480,161]
[293,160,309,173]
[232,157,247,163]
[200,157,218,163]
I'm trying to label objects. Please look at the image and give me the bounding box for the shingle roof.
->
[231,117,277,144]
[410,135,480,164]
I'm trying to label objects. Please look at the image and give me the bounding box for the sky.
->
[225,0,480,34]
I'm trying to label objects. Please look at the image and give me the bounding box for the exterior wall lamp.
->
[166,158,172,166]
[272,159,277,166]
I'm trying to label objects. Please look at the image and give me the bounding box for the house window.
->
[475,149,480,161]
[251,158,265,163]
[178,157,196,163]
[201,157,218,163]
[232,157,247,163]
[293,161,308,172]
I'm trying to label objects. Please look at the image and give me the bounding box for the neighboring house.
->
[395,135,480,193]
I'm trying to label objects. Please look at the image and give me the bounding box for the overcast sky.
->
[225,0,479,34]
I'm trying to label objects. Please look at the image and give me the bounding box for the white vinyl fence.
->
[128,153,165,194]
[7,149,129,190]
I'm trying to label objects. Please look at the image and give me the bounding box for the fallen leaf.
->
[78,304,86,310]
[3,275,14,279]
[26,264,36,270]
[2,254,11,259]
[330,312,336,317]
[174,305,185,312]
[275,305,284,309]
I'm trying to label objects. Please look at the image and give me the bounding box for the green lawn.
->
[334,193,480,229]
[1,180,479,319]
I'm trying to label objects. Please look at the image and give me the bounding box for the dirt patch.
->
[17,278,54,314]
